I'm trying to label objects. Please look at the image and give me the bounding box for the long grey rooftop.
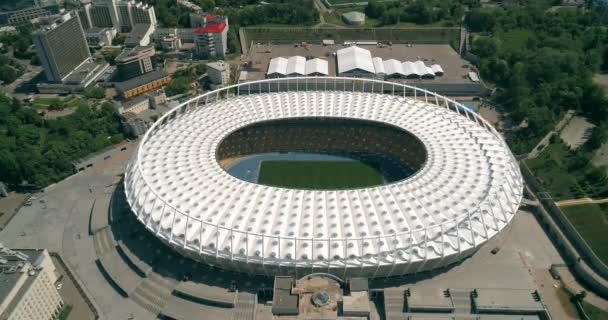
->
[114,69,168,92]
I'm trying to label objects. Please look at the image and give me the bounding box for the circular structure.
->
[124,77,523,278]
[311,291,330,307]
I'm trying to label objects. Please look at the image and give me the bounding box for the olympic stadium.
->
[123,77,523,278]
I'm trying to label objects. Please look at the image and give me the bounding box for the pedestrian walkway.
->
[555,197,608,208]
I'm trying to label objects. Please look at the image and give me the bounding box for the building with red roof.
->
[191,14,228,58]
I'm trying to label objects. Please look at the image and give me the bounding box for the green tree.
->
[465,9,496,32]
[584,124,608,151]
[165,77,192,96]
[0,93,124,188]
[365,0,386,19]
[471,37,498,58]
[0,65,19,84]
[84,87,105,99]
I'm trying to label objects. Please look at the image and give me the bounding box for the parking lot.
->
[245,43,474,83]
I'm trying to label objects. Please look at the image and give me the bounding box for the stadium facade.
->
[124,77,523,278]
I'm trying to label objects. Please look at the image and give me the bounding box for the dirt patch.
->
[479,105,499,126]
[593,73,608,91]
[559,116,594,150]
[0,192,29,229]
[592,143,608,167]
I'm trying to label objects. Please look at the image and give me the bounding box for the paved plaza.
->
[0,145,153,320]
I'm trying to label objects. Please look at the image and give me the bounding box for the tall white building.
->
[34,12,91,83]
[0,246,64,320]
[78,0,156,32]
[117,0,156,32]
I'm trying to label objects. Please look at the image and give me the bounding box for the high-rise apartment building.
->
[79,0,155,32]
[0,1,60,27]
[0,246,64,320]
[34,12,91,82]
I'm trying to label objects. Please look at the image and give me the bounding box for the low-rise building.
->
[120,112,148,136]
[0,26,17,36]
[161,33,181,51]
[342,11,365,26]
[0,246,64,320]
[115,45,155,81]
[124,23,155,48]
[118,95,149,114]
[147,89,167,109]
[84,27,116,47]
[114,69,171,100]
[176,0,202,12]
[206,61,230,86]
[153,28,195,44]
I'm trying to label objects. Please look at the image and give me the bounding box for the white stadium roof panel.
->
[286,56,306,75]
[305,58,329,75]
[337,46,375,74]
[124,77,522,278]
[267,57,288,75]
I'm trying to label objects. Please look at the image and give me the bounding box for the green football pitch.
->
[257,160,384,190]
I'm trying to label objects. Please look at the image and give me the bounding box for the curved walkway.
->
[90,182,268,319]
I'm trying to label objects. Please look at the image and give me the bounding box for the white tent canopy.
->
[305,58,329,76]
[402,61,417,77]
[383,59,404,77]
[431,64,444,75]
[267,57,288,76]
[372,57,385,75]
[415,60,435,78]
[286,56,306,76]
[337,46,375,74]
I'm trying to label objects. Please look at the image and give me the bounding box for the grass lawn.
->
[526,142,608,200]
[526,143,584,200]
[243,26,460,45]
[32,97,60,110]
[32,96,80,111]
[581,301,608,320]
[527,141,608,265]
[57,304,73,320]
[562,203,608,265]
[258,160,384,190]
